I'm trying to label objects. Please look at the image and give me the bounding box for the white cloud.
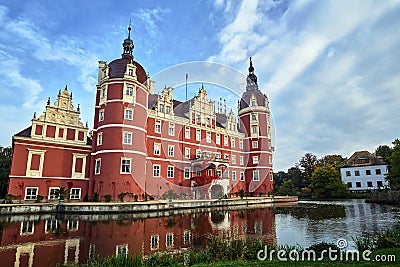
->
[133,7,170,38]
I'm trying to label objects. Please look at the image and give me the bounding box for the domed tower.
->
[89,25,150,200]
[238,58,273,195]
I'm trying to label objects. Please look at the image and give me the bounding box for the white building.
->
[340,151,389,191]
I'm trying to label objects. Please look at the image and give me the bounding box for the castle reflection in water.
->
[0,207,276,267]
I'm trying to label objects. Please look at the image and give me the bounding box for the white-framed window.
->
[45,220,58,233]
[168,145,174,157]
[251,100,257,107]
[97,132,103,146]
[251,113,257,121]
[270,171,274,181]
[225,170,229,178]
[123,132,132,145]
[252,126,258,134]
[126,86,133,96]
[128,68,134,76]
[70,188,81,200]
[67,220,79,231]
[196,149,201,158]
[124,108,133,120]
[167,166,174,178]
[231,155,236,164]
[99,109,104,122]
[231,138,235,147]
[239,139,243,149]
[185,127,190,139]
[166,106,171,114]
[48,187,60,200]
[95,158,101,175]
[184,168,191,179]
[151,235,159,250]
[224,154,229,160]
[153,165,160,177]
[196,129,201,141]
[168,123,175,136]
[101,86,106,98]
[185,147,191,159]
[224,135,229,146]
[240,156,244,165]
[217,170,222,177]
[159,104,164,113]
[253,170,260,181]
[216,134,220,145]
[154,143,161,155]
[121,158,131,174]
[195,113,200,123]
[240,172,245,181]
[21,221,34,235]
[25,187,38,200]
[196,170,202,177]
[252,141,258,148]
[184,230,191,245]
[116,244,128,256]
[232,171,237,181]
[166,233,174,248]
[253,156,259,164]
[155,120,161,133]
[206,132,211,143]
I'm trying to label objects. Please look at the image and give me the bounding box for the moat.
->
[0,199,399,267]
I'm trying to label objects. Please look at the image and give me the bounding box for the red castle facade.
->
[7,27,274,201]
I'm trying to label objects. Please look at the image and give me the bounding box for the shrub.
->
[376,226,400,248]
[104,194,112,202]
[353,235,375,251]
[35,195,44,203]
[92,192,99,202]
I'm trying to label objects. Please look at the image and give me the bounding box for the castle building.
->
[7,26,273,201]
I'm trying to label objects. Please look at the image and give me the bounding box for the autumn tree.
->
[310,165,348,199]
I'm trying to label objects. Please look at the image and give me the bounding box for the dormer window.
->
[159,104,164,113]
[251,114,257,121]
[251,100,257,107]
[128,69,133,76]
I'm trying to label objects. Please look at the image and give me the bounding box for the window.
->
[346,171,351,176]
[184,168,191,179]
[159,104,164,113]
[166,233,174,247]
[168,145,174,157]
[151,235,159,250]
[196,170,202,177]
[347,182,352,188]
[95,159,101,175]
[185,127,190,139]
[217,170,222,177]
[97,132,103,146]
[253,156,259,164]
[224,154,229,160]
[377,181,383,188]
[252,141,258,148]
[155,120,161,133]
[251,100,256,106]
[166,106,171,114]
[195,113,200,123]
[206,132,211,143]
[124,109,133,120]
[154,143,161,155]
[116,245,128,256]
[48,187,59,200]
[270,171,274,181]
[224,135,229,146]
[168,123,175,136]
[123,132,132,145]
[252,126,258,134]
[67,220,79,231]
[355,170,360,176]
[232,171,237,181]
[207,117,211,125]
[240,172,245,181]
[240,156,244,165]
[101,86,106,98]
[184,231,191,245]
[99,110,104,122]
[231,138,235,147]
[185,148,190,159]
[126,86,133,96]
[239,139,243,149]
[121,159,131,174]
[356,182,362,188]
[153,165,160,177]
[216,134,220,145]
[367,181,373,187]
[253,170,260,181]
[231,155,236,164]
[196,149,201,158]
[366,170,371,175]
[128,68,133,76]
[70,188,81,200]
[196,129,201,141]
[251,113,257,121]
[21,221,34,235]
[376,169,382,175]
[167,166,174,178]
[45,220,57,233]
[25,187,38,200]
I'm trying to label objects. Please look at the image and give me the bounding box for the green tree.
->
[273,171,288,188]
[310,165,348,199]
[287,166,304,189]
[375,145,392,164]
[277,179,295,196]
[299,153,318,187]
[0,146,12,198]
[386,139,400,189]
[317,155,346,169]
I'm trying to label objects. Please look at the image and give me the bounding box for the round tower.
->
[89,25,149,201]
[238,58,273,195]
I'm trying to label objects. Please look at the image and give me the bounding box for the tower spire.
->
[247,57,258,86]
[122,20,134,58]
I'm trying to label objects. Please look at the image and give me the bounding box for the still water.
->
[0,199,399,267]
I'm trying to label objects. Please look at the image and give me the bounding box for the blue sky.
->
[0,0,399,171]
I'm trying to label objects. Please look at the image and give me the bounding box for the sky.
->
[0,0,399,171]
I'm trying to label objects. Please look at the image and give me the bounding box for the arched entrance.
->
[210,184,224,199]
